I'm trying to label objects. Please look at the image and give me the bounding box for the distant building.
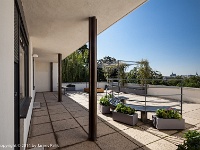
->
[170,72,176,77]
[163,76,171,80]
[181,72,199,78]
[181,75,188,78]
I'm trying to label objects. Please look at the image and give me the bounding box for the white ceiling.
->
[21,0,147,62]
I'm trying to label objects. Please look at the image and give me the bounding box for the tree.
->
[97,56,117,80]
[118,63,129,86]
[182,76,200,88]
[126,59,164,85]
[97,56,117,67]
[97,67,106,82]
[62,44,89,82]
[63,46,110,82]
[150,70,163,85]
[137,59,152,85]
[127,67,138,83]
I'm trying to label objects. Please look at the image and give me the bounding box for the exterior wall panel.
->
[53,63,58,91]
[21,40,34,149]
[0,0,15,146]
[35,62,51,92]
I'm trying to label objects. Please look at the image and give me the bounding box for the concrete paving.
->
[27,91,200,150]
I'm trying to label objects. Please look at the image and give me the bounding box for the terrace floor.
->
[27,91,200,150]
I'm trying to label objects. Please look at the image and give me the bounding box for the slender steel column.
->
[58,54,62,102]
[50,62,53,92]
[88,16,97,141]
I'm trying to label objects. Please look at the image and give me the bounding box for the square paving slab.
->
[31,116,50,125]
[60,141,101,150]
[29,123,53,137]
[83,122,116,137]
[120,127,161,147]
[52,119,80,132]
[55,127,88,148]
[50,112,73,122]
[96,132,139,150]
[27,133,57,149]
[142,139,177,150]
[32,110,48,117]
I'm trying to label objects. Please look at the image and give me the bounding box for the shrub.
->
[156,108,182,119]
[99,96,110,106]
[115,103,135,115]
[177,130,200,150]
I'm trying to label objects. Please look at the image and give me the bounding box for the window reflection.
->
[20,45,25,100]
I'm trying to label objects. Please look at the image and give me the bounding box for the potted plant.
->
[99,96,111,114]
[152,108,185,129]
[177,130,200,150]
[112,103,138,125]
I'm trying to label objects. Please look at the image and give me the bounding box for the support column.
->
[50,62,53,92]
[33,58,35,90]
[88,16,97,141]
[58,54,62,102]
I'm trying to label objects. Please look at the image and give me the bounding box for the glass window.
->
[20,45,25,101]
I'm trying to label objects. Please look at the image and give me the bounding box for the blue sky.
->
[97,0,200,76]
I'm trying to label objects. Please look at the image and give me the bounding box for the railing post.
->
[181,86,183,115]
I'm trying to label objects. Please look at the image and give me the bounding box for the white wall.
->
[183,87,200,103]
[62,82,107,91]
[35,62,51,92]
[125,83,144,88]
[0,0,14,147]
[21,40,35,149]
[53,63,58,91]
[147,85,200,103]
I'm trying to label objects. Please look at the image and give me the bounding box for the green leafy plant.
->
[99,96,110,106]
[115,103,135,115]
[105,94,113,99]
[177,130,200,150]
[156,108,182,119]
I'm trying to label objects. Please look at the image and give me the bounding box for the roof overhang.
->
[21,0,147,62]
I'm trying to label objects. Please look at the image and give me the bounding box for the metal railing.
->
[107,78,183,115]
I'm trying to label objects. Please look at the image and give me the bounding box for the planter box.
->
[99,104,111,114]
[152,115,185,129]
[112,111,138,125]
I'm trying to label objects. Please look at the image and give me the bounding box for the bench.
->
[125,104,172,122]
[62,86,68,95]
[109,97,177,122]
